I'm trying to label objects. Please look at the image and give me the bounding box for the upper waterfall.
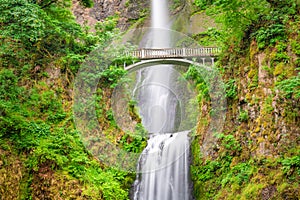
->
[151,0,170,48]
[136,0,176,133]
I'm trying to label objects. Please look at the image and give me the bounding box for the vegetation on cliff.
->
[191,0,300,199]
[0,0,137,199]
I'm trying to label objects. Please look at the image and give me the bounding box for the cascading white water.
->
[136,0,175,133]
[133,131,190,200]
[133,0,191,199]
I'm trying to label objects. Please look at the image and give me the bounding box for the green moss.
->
[247,68,258,90]
[245,93,252,102]
[274,62,285,76]
[262,96,274,114]
[241,183,265,199]
[248,68,258,79]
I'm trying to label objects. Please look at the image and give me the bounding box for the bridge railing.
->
[124,47,220,59]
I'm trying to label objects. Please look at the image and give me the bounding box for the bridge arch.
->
[124,58,213,71]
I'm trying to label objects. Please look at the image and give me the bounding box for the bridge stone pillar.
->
[211,57,215,65]
[141,49,145,59]
[201,58,205,65]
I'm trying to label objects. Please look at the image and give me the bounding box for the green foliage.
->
[194,0,299,51]
[253,11,288,49]
[263,96,274,114]
[193,27,222,46]
[119,133,146,153]
[0,0,101,73]
[11,122,51,153]
[191,136,298,199]
[194,0,215,10]
[251,3,298,50]
[216,133,242,155]
[191,134,253,199]
[0,0,135,198]
[0,69,22,100]
[192,159,221,182]
[221,162,253,187]
[82,167,129,199]
[95,15,119,41]
[281,154,300,176]
[23,128,130,199]
[225,79,237,99]
[266,0,299,14]
[254,24,286,49]
[184,65,210,101]
[99,65,127,88]
[291,40,300,56]
[0,0,83,49]
[135,123,147,137]
[0,69,27,138]
[276,72,300,98]
[106,109,116,122]
[238,109,249,122]
[199,0,270,44]
[0,0,46,45]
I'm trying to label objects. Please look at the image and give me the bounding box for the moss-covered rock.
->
[191,3,300,199]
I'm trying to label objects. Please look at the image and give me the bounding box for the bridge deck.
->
[125,47,220,59]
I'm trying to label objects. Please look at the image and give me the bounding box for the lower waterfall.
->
[133,131,191,200]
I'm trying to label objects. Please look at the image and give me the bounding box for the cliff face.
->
[190,5,300,199]
[226,41,299,157]
[71,0,213,35]
[72,0,149,30]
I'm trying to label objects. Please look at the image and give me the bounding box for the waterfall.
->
[136,0,174,133]
[133,131,190,200]
[133,0,191,199]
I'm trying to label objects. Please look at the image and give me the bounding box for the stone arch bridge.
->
[123,47,220,70]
